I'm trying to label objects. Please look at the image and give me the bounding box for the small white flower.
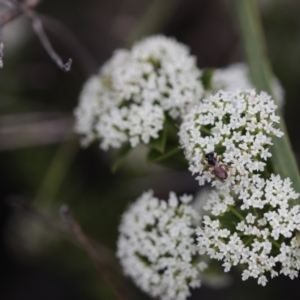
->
[246,213,256,224]
[258,275,268,286]
[75,35,204,150]
[179,89,283,188]
[117,191,206,300]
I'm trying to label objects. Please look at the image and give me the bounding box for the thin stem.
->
[229,206,244,221]
[8,195,71,236]
[40,14,98,76]
[0,1,72,72]
[7,195,120,271]
[33,136,78,209]
[0,20,3,68]
[296,231,300,247]
[7,0,72,71]
[0,2,22,68]
[244,236,254,247]
[61,205,129,300]
[269,237,280,249]
[0,0,15,7]
[25,8,72,72]
[0,7,21,25]
[252,207,258,217]
[200,126,212,136]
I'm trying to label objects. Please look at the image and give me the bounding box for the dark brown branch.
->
[60,205,129,300]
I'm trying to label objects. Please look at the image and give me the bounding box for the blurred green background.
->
[1,0,300,299]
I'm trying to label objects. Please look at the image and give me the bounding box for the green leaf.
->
[149,123,167,153]
[201,69,215,90]
[148,116,180,154]
[111,143,132,173]
[147,144,181,164]
[165,115,180,143]
[235,0,300,199]
[160,150,189,169]
[218,213,241,232]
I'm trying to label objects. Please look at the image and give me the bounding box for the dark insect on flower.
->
[204,152,232,182]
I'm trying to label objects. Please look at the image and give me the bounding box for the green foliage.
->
[147,144,181,164]
[111,143,132,173]
[201,68,214,90]
[148,122,167,153]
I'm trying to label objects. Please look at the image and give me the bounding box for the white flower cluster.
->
[117,191,207,300]
[74,35,204,150]
[179,89,283,188]
[197,174,300,285]
[75,34,299,290]
[210,63,285,107]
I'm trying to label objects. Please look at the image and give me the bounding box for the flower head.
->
[196,174,300,285]
[117,191,207,300]
[179,89,283,189]
[74,35,204,150]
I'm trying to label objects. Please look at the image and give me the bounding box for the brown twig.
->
[0,0,72,71]
[40,14,98,75]
[0,3,22,68]
[0,7,22,25]
[6,196,119,271]
[24,8,72,72]
[0,0,13,68]
[0,21,3,68]
[60,205,129,300]
[8,195,71,237]
[0,0,15,8]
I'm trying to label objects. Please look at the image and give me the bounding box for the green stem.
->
[229,206,244,221]
[200,126,212,136]
[33,135,78,210]
[269,237,281,249]
[244,236,255,247]
[235,0,300,200]
[252,207,258,217]
[296,231,300,247]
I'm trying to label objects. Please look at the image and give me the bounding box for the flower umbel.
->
[117,191,207,300]
[197,174,300,285]
[179,89,283,189]
[74,35,204,150]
